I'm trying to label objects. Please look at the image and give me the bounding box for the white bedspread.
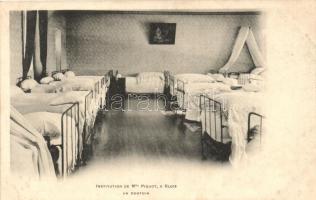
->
[50,77,95,91]
[126,77,165,93]
[77,76,107,107]
[33,76,107,108]
[206,91,264,166]
[177,82,231,115]
[10,134,41,179]
[79,76,108,109]
[10,106,56,179]
[24,112,79,172]
[11,93,88,130]
[11,92,97,160]
[171,73,215,96]
[77,75,104,81]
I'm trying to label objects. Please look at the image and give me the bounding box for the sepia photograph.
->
[9,9,265,178]
[1,1,316,200]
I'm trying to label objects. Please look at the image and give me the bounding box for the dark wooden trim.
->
[62,10,262,17]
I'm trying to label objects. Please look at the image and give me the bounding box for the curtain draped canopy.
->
[219,26,265,74]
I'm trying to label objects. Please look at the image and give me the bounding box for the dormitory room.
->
[10,10,266,179]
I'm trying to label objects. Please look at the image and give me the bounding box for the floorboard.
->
[91,96,202,162]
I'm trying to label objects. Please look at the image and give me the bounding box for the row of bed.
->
[11,69,109,178]
[123,69,265,165]
[11,68,265,178]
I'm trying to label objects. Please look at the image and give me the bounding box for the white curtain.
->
[219,26,265,74]
[246,28,265,68]
[10,106,56,180]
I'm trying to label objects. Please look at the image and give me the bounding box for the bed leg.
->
[49,145,60,176]
[201,131,207,160]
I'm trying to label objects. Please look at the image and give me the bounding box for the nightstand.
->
[116,77,126,95]
[107,77,126,110]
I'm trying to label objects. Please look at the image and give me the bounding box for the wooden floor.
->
[91,97,203,162]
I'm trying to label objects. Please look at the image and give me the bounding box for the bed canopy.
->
[219,26,265,74]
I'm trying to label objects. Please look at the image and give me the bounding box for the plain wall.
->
[9,11,67,85]
[47,11,68,72]
[66,12,265,76]
[10,11,22,85]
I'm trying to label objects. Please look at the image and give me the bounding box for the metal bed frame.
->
[60,102,80,177]
[83,90,94,158]
[247,112,263,144]
[45,102,80,177]
[99,75,107,109]
[16,76,95,177]
[94,81,100,109]
[174,78,215,113]
[172,72,262,112]
[167,73,177,98]
[166,73,221,112]
[199,95,225,144]
[15,73,109,177]
[199,94,263,161]
[226,72,257,85]
[175,79,186,111]
[164,72,180,111]
[81,74,108,161]
[47,92,95,177]
[51,69,107,111]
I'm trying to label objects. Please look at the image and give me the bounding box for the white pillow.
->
[250,67,265,75]
[20,79,38,91]
[11,85,25,97]
[137,72,164,83]
[138,72,164,79]
[49,92,84,106]
[64,71,76,78]
[52,72,65,81]
[40,76,54,84]
[24,112,61,138]
[31,84,57,93]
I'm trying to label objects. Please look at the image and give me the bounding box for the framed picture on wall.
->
[149,23,176,45]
